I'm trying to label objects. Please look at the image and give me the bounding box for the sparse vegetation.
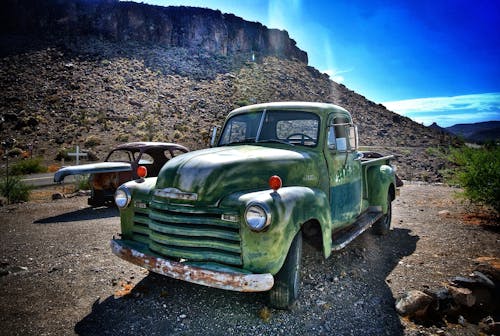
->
[75,175,90,191]
[84,135,101,148]
[447,144,500,214]
[10,158,47,175]
[0,175,31,203]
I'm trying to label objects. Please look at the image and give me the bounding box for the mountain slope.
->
[0,0,458,182]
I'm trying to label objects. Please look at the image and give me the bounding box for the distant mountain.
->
[446,121,500,143]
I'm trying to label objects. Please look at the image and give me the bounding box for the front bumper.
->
[110,239,274,292]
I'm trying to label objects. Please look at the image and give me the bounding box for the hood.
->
[155,145,321,206]
[53,162,131,182]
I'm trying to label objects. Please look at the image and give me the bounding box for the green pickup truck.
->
[111,102,398,309]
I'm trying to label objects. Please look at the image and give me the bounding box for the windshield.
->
[219,110,320,147]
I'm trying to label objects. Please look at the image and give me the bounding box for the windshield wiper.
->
[256,139,295,146]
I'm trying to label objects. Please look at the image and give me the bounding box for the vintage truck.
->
[111,102,398,309]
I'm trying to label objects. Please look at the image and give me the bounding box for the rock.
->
[447,285,476,307]
[438,210,451,216]
[395,290,434,317]
[479,316,500,335]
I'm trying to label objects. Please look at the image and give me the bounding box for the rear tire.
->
[373,193,392,235]
[268,230,302,309]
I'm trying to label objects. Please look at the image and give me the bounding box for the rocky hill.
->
[0,0,458,182]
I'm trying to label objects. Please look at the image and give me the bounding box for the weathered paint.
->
[110,239,274,292]
[112,102,398,291]
[219,186,331,274]
[54,162,131,182]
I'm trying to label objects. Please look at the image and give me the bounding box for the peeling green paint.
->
[113,102,397,287]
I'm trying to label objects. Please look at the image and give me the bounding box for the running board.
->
[331,209,383,251]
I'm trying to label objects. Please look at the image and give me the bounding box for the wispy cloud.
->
[321,68,352,83]
[382,93,500,127]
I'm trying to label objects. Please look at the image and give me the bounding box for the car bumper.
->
[110,239,274,292]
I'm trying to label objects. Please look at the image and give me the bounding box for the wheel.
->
[269,230,302,309]
[373,193,392,235]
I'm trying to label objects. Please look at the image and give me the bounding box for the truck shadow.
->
[34,206,118,224]
[74,228,418,336]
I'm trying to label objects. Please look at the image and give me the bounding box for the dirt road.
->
[0,183,498,335]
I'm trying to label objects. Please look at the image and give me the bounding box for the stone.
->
[395,290,434,317]
[447,285,476,307]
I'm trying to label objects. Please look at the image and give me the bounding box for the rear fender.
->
[220,186,332,274]
[366,165,396,213]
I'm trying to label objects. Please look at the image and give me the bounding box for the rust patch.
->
[110,240,274,292]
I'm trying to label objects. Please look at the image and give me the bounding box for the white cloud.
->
[382,93,500,127]
[322,68,352,83]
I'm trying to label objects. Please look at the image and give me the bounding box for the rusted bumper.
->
[110,239,274,292]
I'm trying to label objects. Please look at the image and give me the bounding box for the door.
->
[324,115,362,227]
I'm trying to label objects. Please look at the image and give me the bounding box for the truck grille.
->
[130,198,242,266]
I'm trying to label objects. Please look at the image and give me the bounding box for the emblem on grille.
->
[154,188,198,201]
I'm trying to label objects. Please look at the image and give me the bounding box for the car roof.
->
[114,142,189,152]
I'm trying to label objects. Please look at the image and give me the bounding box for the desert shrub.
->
[75,175,90,191]
[116,133,129,142]
[55,148,71,161]
[235,99,250,107]
[447,144,500,213]
[10,158,47,175]
[84,135,101,148]
[0,176,31,203]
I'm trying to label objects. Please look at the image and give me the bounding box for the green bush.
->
[0,176,31,203]
[10,158,47,175]
[448,144,500,213]
[75,174,90,191]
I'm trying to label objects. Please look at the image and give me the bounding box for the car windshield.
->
[106,149,135,162]
[218,110,320,147]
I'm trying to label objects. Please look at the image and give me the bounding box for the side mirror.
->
[210,126,220,147]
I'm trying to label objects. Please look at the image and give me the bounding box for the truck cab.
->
[111,102,397,309]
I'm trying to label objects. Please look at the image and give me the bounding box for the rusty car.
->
[54,142,189,206]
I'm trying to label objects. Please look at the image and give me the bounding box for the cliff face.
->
[0,0,307,63]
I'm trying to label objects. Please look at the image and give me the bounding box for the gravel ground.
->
[0,183,498,335]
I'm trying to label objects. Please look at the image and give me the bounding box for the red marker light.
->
[137,166,148,178]
[269,175,282,191]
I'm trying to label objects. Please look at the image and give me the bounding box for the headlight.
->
[115,187,131,208]
[245,203,271,231]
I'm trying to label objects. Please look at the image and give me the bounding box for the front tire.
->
[373,193,392,235]
[268,230,302,309]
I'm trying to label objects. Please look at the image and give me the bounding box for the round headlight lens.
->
[245,204,271,231]
[114,187,131,208]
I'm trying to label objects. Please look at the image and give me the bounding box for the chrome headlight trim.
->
[115,186,131,208]
[244,202,271,231]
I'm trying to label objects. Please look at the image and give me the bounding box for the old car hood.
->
[155,145,321,205]
[53,162,131,182]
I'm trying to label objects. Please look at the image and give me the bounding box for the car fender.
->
[220,186,332,274]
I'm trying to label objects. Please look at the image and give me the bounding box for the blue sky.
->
[131,0,500,127]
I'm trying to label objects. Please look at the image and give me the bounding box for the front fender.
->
[220,186,331,275]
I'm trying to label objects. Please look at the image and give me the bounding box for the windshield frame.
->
[218,109,321,148]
